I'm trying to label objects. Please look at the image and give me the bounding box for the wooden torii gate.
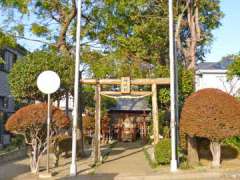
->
[81,77,170,163]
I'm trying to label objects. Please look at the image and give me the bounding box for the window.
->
[4,50,17,72]
[0,96,8,110]
[0,49,17,72]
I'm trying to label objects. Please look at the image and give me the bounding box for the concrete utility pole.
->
[169,0,178,172]
[70,0,82,176]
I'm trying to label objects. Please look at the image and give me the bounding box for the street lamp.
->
[37,71,60,177]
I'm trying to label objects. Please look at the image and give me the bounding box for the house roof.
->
[197,57,234,70]
[109,98,151,111]
[15,44,28,55]
[1,44,28,56]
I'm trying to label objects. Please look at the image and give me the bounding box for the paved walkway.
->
[96,141,154,176]
[0,141,156,179]
[2,141,240,179]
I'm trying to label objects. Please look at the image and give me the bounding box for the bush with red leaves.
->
[5,103,70,173]
[6,103,70,133]
[180,88,240,141]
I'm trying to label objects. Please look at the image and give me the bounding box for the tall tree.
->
[83,0,223,74]
[0,31,16,48]
[8,50,74,102]
[83,0,169,78]
[0,0,88,53]
[0,31,17,64]
[0,0,94,156]
[175,0,223,69]
[0,0,223,76]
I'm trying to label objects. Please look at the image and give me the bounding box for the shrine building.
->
[108,98,151,142]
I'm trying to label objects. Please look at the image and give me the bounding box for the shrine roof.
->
[109,98,151,112]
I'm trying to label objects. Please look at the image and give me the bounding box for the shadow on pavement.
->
[56,173,118,180]
[104,149,142,163]
[0,162,29,179]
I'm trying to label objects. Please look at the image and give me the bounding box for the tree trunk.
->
[77,71,85,157]
[210,140,221,168]
[30,140,38,174]
[187,136,199,166]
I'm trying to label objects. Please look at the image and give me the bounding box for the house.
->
[195,57,240,96]
[0,45,27,145]
[108,98,151,142]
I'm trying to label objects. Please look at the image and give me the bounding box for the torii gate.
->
[71,0,177,175]
[81,77,170,163]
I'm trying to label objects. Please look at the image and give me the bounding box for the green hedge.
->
[154,138,171,165]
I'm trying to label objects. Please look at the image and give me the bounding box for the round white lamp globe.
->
[37,71,60,94]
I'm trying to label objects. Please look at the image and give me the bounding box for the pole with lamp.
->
[70,0,82,176]
[37,71,60,177]
[169,0,178,172]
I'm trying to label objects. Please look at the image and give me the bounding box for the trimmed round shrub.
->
[154,138,171,165]
[180,88,240,167]
[180,88,240,140]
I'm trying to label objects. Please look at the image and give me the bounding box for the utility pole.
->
[169,0,178,172]
[70,0,82,176]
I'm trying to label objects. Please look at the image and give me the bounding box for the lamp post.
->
[37,71,60,177]
[169,0,178,172]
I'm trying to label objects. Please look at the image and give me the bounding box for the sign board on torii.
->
[121,77,131,94]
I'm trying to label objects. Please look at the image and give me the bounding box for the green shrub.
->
[224,136,240,151]
[11,135,24,149]
[154,138,171,165]
[162,126,170,138]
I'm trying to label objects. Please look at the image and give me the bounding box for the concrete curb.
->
[0,147,27,165]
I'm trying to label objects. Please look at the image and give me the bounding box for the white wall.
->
[195,70,240,96]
